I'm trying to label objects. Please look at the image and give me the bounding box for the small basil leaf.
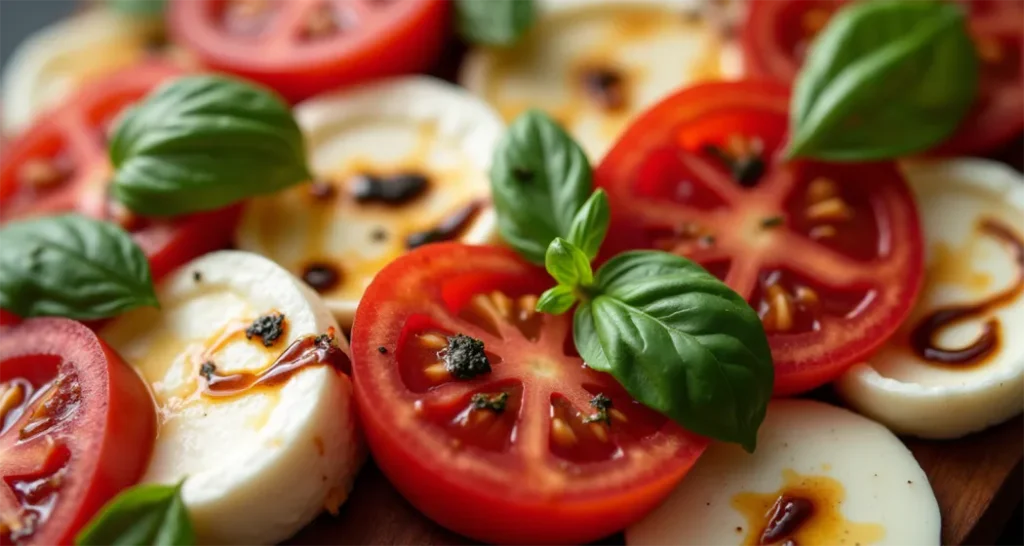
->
[111,75,311,217]
[573,251,773,451]
[786,0,978,161]
[0,214,157,320]
[536,285,577,315]
[455,0,535,47]
[109,0,165,17]
[75,482,194,546]
[566,189,610,261]
[545,238,593,288]
[491,110,593,264]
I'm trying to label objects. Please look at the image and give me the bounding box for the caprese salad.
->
[0,0,1021,545]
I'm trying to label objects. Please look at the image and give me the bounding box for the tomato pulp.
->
[350,243,707,544]
[741,0,1024,156]
[1,319,156,545]
[595,81,924,396]
[0,62,242,281]
[169,0,449,102]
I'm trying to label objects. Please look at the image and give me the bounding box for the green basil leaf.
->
[566,189,610,261]
[110,75,311,217]
[536,285,577,315]
[455,0,535,47]
[573,251,773,451]
[545,237,593,288]
[0,214,157,320]
[490,110,592,264]
[786,0,978,161]
[76,482,194,546]
[108,0,165,17]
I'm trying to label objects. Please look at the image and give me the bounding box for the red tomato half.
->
[169,0,449,102]
[741,0,1024,156]
[1,319,156,545]
[351,243,707,544]
[595,81,924,396]
[0,62,241,280]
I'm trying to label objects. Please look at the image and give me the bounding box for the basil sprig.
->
[786,0,978,160]
[0,215,157,320]
[108,0,166,17]
[495,113,773,450]
[455,0,536,47]
[110,75,311,217]
[76,482,194,546]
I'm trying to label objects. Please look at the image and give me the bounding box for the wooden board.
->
[289,415,1023,545]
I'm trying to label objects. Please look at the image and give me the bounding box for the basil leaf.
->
[566,189,609,261]
[109,0,165,17]
[545,238,593,288]
[536,285,577,315]
[573,251,773,451]
[110,75,311,217]
[786,0,978,161]
[455,0,535,47]
[0,215,157,320]
[76,482,194,546]
[491,110,592,264]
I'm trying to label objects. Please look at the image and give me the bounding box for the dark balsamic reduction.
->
[406,202,482,249]
[351,172,428,205]
[302,262,341,292]
[581,67,626,111]
[759,495,814,545]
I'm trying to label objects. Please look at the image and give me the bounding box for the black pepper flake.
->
[245,312,286,347]
[470,392,508,413]
[583,393,613,424]
[703,143,765,188]
[193,270,203,282]
[199,361,217,381]
[581,67,626,111]
[351,172,428,205]
[315,331,335,349]
[377,346,388,354]
[302,262,341,292]
[370,227,388,242]
[761,215,785,229]
[441,333,491,380]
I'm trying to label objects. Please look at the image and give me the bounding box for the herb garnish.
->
[455,0,535,47]
[245,312,286,347]
[582,393,612,425]
[441,334,491,380]
[75,481,194,546]
[471,392,509,413]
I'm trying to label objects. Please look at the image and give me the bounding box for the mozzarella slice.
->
[236,76,503,326]
[1,8,175,135]
[627,400,940,546]
[101,251,361,545]
[459,0,743,160]
[837,159,1024,439]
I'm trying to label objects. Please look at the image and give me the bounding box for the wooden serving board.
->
[289,415,1023,546]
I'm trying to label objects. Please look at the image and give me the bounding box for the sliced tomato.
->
[741,0,1024,156]
[0,62,241,280]
[595,81,924,396]
[169,0,449,102]
[1,318,156,545]
[350,243,707,544]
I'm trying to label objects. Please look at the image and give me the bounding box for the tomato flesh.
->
[596,81,924,396]
[351,243,707,544]
[169,0,449,102]
[0,62,241,280]
[741,0,1024,155]
[1,319,156,545]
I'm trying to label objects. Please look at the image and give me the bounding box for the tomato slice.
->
[741,0,1024,156]
[1,318,156,545]
[0,62,241,280]
[595,81,924,396]
[350,243,707,544]
[169,0,449,102]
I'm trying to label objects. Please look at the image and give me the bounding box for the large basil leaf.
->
[786,0,978,161]
[573,251,773,451]
[0,215,157,320]
[76,482,194,546]
[455,0,535,47]
[110,75,311,216]
[109,0,165,17]
[490,110,592,264]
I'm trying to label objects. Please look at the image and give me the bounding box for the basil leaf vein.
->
[455,0,536,47]
[76,482,194,546]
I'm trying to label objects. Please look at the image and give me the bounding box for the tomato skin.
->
[352,243,707,544]
[1,318,156,546]
[169,0,449,102]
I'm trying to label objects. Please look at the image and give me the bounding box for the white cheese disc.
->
[626,399,940,546]
[459,0,743,160]
[102,251,361,545]
[235,76,503,326]
[1,8,173,136]
[837,159,1024,439]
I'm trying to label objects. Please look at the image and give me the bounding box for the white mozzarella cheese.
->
[626,400,940,546]
[1,8,173,136]
[235,76,503,326]
[837,159,1024,439]
[101,251,361,545]
[459,0,744,160]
